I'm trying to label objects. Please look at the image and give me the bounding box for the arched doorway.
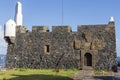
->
[84,53,92,66]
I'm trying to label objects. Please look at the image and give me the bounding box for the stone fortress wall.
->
[6,21,117,71]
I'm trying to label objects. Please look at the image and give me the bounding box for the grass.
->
[93,70,109,75]
[0,69,79,80]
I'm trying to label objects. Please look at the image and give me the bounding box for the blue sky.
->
[0,0,120,56]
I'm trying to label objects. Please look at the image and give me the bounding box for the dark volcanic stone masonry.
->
[5,21,117,71]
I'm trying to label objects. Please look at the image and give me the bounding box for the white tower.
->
[15,1,23,26]
[4,19,16,37]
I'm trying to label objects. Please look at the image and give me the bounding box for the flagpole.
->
[62,0,64,25]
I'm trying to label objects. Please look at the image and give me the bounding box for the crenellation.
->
[77,24,107,33]
[52,26,72,32]
[32,26,49,32]
[16,26,28,33]
[5,23,117,71]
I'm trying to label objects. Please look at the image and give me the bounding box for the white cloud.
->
[116,38,120,57]
[0,25,7,55]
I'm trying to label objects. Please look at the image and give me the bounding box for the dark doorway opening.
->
[84,53,92,66]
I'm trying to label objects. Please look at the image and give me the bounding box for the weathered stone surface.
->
[91,39,105,50]
[74,40,81,49]
[6,22,117,71]
[82,31,92,42]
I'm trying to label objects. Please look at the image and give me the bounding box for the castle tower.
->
[4,19,16,44]
[4,1,23,44]
[14,1,23,26]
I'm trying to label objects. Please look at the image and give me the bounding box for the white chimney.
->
[15,1,23,26]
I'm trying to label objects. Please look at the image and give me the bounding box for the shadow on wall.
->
[2,74,72,80]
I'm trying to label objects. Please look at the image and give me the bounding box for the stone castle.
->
[4,1,117,71]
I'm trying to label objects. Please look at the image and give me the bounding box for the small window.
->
[45,45,50,54]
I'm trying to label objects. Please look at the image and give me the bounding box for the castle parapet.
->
[16,26,28,33]
[52,26,72,32]
[32,26,49,32]
[77,24,108,32]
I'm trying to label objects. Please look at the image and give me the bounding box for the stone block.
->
[32,26,49,32]
[52,26,72,32]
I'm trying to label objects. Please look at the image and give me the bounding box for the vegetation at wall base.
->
[93,70,110,76]
[0,68,79,80]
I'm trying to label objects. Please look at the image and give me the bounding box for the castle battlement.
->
[52,26,72,32]
[16,21,114,34]
[26,23,115,34]
[6,21,117,70]
[32,26,49,32]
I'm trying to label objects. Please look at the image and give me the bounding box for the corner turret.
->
[4,1,24,44]
[4,19,16,44]
[109,16,114,22]
[108,16,115,27]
